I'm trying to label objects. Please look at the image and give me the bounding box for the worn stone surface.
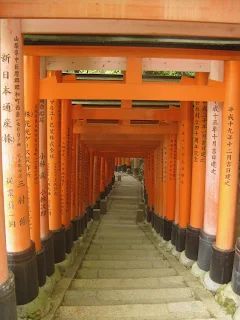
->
[48,174,229,320]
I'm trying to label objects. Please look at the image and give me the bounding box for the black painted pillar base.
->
[0,271,17,320]
[232,238,240,295]
[114,165,117,171]
[151,210,154,228]
[94,199,100,209]
[127,165,131,170]
[171,222,177,246]
[52,226,66,263]
[7,241,39,305]
[159,216,164,237]
[152,213,157,231]
[155,215,160,234]
[77,216,84,237]
[100,191,105,200]
[84,211,88,229]
[36,248,46,287]
[185,225,200,261]
[71,218,79,241]
[175,225,186,252]
[112,175,115,184]
[41,232,55,277]
[122,164,127,172]
[65,224,73,254]
[210,243,234,285]
[163,218,173,241]
[86,205,92,221]
[146,206,151,223]
[117,165,121,172]
[197,230,215,272]
[104,186,109,197]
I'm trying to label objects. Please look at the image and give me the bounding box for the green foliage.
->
[64,70,194,77]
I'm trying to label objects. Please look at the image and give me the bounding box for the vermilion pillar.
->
[1,19,38,305]
[164,134,177,241]
[171,135,180,246]
[71,134,78,240]
[185,73,208,261]
[47,71,65,263]
[162,136,168,221]
[61,100,73,253]
[158,142,164,236]
[89,150,94,205]
[196,62,223,273]
[209,61,240,287]
[39,57,55,278]
[24,56,46,287]
[100,157,106,199]
[176,101,193,252]
[0,19,18,317]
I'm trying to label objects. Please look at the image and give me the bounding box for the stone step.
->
[94,234,148,239]
[81,260,169,269]
[84,254,163,261]
[86,249,160,257]
[91,239,152,245]
[77,268,176,279]
[96,230,143,235]
[71,276,186,290]
[98,224,140,229]
[63,287,194,306]
[55,301,210,319]
[90,244,155,250]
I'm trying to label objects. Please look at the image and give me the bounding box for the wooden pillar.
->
[185,72,208,261]
[164,134,177,241]
[70,134,78,241]
[176,101,193,252]
[24,55,47,287]
[162,136,168,220]
[89,150,94,205]
[47,71,65,263]
[39,57,55,277]
[209,61,240,286]
[158,142,164,236]
[100,157,105,198]
[1,19,38,305]
[61,99,73,254]
[196,62,224,272]
[0,20,18,317]
[171,135,180,246]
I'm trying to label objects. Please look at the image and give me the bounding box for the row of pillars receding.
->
[114,157,139,175]
[0,20,116,318]
[144,65,240,295]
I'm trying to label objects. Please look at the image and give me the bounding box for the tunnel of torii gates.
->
[0,3,240,317]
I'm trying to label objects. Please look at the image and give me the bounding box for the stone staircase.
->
[54,174,229,320]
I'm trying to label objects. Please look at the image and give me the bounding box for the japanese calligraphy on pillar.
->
[47,99,61,222]
[169,135,177,181]
[210,102,220,175]
[180,122,185,184]
[224,106,235,187]
[193,101,207,163]
[1,22,30,244]
[39,99,48,219]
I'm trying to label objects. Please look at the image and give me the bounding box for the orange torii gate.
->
[1,3,240,318]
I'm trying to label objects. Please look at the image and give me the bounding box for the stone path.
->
[54,174,230,320]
